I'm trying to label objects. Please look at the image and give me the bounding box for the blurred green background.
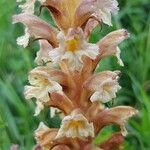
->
[0,0,150,149]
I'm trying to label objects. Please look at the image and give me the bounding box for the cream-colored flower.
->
[49,28,99,70]
[56,111,94,139]
[93,0,119,26]
[17,27,30,48]
[24,67,62,116]
[84,71,121,103]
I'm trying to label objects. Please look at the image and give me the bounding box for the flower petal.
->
[92,106,138,135]
[35,40,52,65]
[84,71,121,102]
[74,0,95,27]
[93,0,119,26]
[84,18,99,39]
[12,13,58,47]
[56,111,95,139]
[35,122,58,148]
[45,0,83,31]
[97,29,130,65]
[29,66,68,86]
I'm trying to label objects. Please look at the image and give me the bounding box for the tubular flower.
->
[56,110,94,139]
[49,27,99,70]
[24,67,62,116]
[13,0,138,149]
[84,71,121,103]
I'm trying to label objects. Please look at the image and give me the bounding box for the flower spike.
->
[13,0,138,149]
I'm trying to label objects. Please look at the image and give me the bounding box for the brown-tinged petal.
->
[99,132,124,150]
[35,122,78,149]
[93,29,129,69]
[44,0,83,31]
[29,66,68,86]
[12,13,58,47]
[98,29,129,57]
[74,0,95,28]
[84,18,99,40]
[84,71,121,103]
[91,106,138,135]
[49,92,75,115]
[34,122,58,148]
[35,40,52,65]
[84,71,120,89]
[56,110,94,139]
[92,0,119,26]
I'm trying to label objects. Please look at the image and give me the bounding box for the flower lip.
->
[56,111,95,139]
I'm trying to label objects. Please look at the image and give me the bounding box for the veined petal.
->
[35,40,52,65]
[35,122,58,148]
[56,111,95,139]
[98,29,129,66]
[92,106,138,135]
[84,71,121,103]
[12,13,58,47]
[49,28,99,71]
[24,67,64,115]
[74,0,95,28]
[45,0,83,31]
[24,85,41,100]
[29,66,68,86]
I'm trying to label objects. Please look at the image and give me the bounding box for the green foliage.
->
[0,0,150,149]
